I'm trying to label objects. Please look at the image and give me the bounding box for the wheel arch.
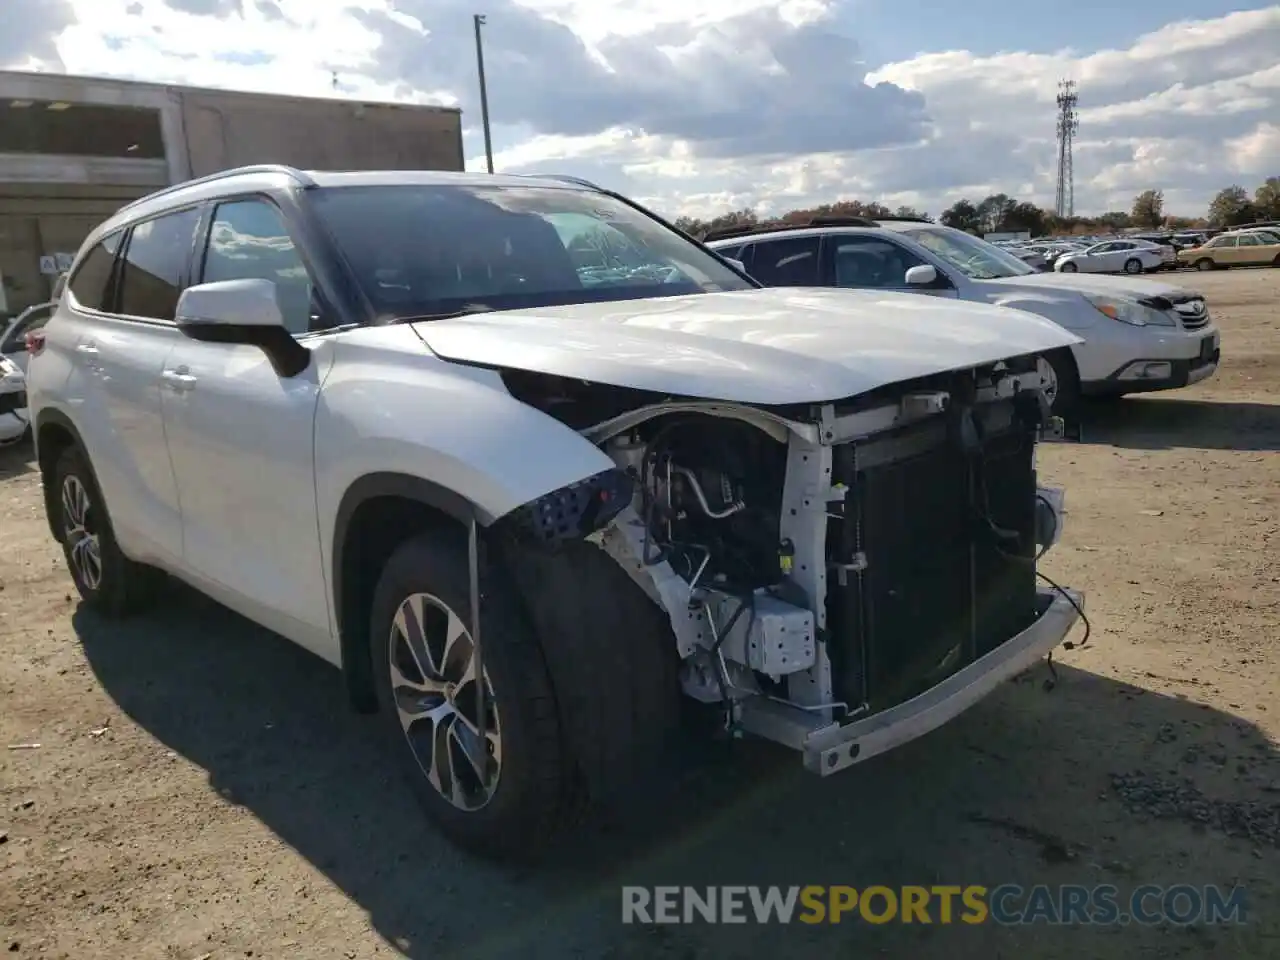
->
[332,472,481,712]
[33,408,89,541]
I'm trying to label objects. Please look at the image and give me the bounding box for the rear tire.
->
[369,531,568,863]
[53,445,159,617]
[1124,258,1143,274]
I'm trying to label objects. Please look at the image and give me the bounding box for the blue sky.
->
[6,1,1280,219]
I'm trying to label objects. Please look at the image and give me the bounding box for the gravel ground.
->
[2,267,1278,959]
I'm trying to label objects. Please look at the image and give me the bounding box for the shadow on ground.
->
[0,434,35,479]
[1078,397,1280,452]
[75,587,1279,960]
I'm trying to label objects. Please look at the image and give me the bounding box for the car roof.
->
[704,219,941,246]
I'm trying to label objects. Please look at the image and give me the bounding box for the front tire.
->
[1059,261,1078,273]
[1195,258,1215,271]
[53,445,158,617]
[1037,349,1079,417]
[369,531,568,862]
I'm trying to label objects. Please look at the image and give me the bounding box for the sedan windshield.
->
[902,226,1036,280]
[310,183,754,318]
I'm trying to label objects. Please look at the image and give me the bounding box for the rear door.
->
[59,210,199,565]
[745,236,822,286]
[1233,233,1268,265]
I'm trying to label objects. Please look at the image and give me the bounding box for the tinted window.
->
[309,184,752,318]
[201,199,314,334]
[711,243,743,260]
[830,237,928,289]
[68,233,121,311]
[748,237,821,286]
[118,209,201,320]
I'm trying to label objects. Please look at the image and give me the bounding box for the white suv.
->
[27,167,1084,861]
[707,218,1220,415]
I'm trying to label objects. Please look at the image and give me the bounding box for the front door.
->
[159,196,335,655]
[822,235,959,298]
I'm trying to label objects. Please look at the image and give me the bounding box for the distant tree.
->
[894,205,928,220]
[1255,177,1280,219]
[1208,186,1254,226]
[1094,211,1132,230]
[976,194,1016,234]
[1131,190,1164,228]
[1005,201,1047,236]
[940,198,980,233]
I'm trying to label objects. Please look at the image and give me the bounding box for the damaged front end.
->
[560,354,1084,774]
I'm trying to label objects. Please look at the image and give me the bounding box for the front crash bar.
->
[736,587,1083,776]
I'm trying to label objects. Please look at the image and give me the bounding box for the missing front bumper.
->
[736,587,1082,775]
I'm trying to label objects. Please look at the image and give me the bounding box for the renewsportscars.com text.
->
[621,884,1248,926]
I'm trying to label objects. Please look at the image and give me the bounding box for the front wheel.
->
[53,445,158,617]
[369,531,569,863]
[1059,261,1078,273]
[1195,258,1215,271]
[1037,349,1079,417]
[1124,258,1143,274]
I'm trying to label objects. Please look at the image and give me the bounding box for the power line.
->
[1054,79,1079,218]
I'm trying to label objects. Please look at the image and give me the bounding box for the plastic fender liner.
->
[492,467,634,545]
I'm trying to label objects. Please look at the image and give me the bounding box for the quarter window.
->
[67,232,122,311]
[117,208,201,320]
[200,199,314,334]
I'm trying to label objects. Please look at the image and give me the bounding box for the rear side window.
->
[117,207,201,321]
[749,236,821,286]
[68,232,122,311]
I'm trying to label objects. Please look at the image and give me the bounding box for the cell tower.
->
[1054,80,1079,218]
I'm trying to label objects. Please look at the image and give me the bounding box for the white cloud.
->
[4,1,1278,219]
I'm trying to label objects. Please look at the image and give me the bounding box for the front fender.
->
[314,326,616,546]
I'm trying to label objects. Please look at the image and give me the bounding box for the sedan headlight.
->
[1085,296,1175,327]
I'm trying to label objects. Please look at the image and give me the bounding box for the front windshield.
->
[902,226,1036,280]
[310,183,754,318]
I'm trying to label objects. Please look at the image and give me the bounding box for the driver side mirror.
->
[904,264,939,286]
[175,279,311,378]
[724,257,747,273]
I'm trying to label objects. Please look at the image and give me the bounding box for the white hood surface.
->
[985,272,1202,302]
[413,287,1081,405]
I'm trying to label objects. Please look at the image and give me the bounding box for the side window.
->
[67,232,122,311]
[1236,234,1261,247]
[1217,237,1238,248]
[829,237,929,289]
[117,208,201,321]
[201,199,314,335]
[712,243,743,261]
[748,236,821,286]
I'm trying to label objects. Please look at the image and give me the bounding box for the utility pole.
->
[1054,79,1079,218]
[473,14,494,173]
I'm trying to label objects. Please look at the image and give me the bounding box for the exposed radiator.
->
[825,400,1039,711]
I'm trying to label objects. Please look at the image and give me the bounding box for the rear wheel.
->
[1123,258,1143,274]
[369,531,568,862]
[53,445,159,617]
[1195,258,1215,271]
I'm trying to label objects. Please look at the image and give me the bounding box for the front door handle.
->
[161,368,197,392]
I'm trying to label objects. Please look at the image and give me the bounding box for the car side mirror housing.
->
[904,264,939,286]
[175,279,311,378]
[723,257,747,273]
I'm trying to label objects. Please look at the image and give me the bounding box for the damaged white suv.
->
[27,167,1084,861]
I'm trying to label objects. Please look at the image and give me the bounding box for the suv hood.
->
[412,288,1081,405]
[983,271,1201,302]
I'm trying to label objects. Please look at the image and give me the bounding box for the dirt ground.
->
[2,268,1278,960]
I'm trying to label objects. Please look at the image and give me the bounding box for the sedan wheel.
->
[389,592,501,811]
[1124,258,1143,274]
[1060,261,1078,273]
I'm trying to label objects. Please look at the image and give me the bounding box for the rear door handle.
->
[161,368,197,392]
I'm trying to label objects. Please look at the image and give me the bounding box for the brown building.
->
[0,70,464,317]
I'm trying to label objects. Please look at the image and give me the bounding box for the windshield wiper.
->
[388,303,496,324]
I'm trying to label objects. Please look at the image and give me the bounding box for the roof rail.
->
[702,216,883,243]
[870,214,934,224]
[117,164,316,215]
[520,173,604,191]
[806,215,878,227]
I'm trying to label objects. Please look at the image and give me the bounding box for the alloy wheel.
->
[389,592,501,811]
[61,474,102,592]
[1036,357,1059,408]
